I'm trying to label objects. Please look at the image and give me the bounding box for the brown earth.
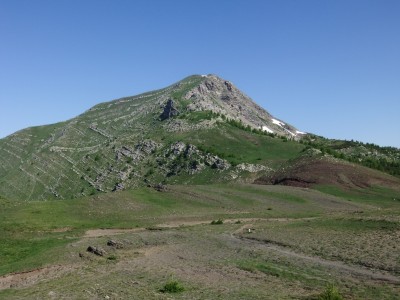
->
[255,155,400,190]
[0,265,77,290]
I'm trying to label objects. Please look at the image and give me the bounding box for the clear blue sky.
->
[1,0,399,147]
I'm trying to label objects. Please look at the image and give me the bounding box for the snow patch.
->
[296,130,306,135]
[272,118,285,127]
[201,74,207,77]
[261,126,274,133]
[282,128,295,136]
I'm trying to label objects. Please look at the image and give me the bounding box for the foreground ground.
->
[0,184,399,299]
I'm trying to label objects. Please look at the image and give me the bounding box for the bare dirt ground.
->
[256,156,400,190]
[0,265,77,290]
[231,225,400,284]
[2,216,399,299]
[84,228,144,238]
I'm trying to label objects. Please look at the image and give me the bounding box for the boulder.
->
[87,246,106,256]
[107,240,124,249]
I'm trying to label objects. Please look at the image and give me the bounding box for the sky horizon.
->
[1,1,399,148]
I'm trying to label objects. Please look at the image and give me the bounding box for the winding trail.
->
[229,224,400,284]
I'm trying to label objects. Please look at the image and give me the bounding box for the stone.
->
[224,81,233,91]
[112,183,124,192]
[160,99,179,121]
[154,183,167,192]
[87,246,106,256]
[107,240,124,249]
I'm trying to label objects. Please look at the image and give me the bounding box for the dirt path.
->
[0,265,76,291]
[229,232,400,284]
[84,227,144,238]
[83,217,318,237]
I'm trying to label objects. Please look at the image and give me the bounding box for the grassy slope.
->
[1,184,400,299]
[302,134,400,177]
[0,184,356,276]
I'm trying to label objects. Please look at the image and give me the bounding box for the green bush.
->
[318,284,343,300]
[211,219,224,225]
[160,280,185,293]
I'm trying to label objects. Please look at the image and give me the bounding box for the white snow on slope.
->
[272,118,285,127]
[296,130,306,135]
[261,126,274,133]
[284,128,296,136]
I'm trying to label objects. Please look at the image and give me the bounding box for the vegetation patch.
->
[210,219,224,225]
[160,280,185,293]
[317,284,343,300]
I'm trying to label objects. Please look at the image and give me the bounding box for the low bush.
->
[211,219,224,225]
[318,284,343,300]
[160,280,185,293]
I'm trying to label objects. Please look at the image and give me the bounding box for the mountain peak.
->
[0,74,305,200]
[176,74,302,138]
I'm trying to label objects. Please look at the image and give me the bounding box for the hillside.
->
[1,74,399,201]
[0,75,305,200]
[255,150,400,191]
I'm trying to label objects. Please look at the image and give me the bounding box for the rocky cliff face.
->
[183,75,303,138]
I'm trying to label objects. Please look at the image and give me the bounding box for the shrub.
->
[318,284,343,300]
[160,280,184,293]
[211,219,224,225]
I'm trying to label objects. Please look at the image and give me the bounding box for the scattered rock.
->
[135,140,161,154]
[154,183,167,192]
[112,183,124,192]
[169,141,187,156]
[87,246,106,256]
[48,291,56,298]
[205,80,215,91]
[107,240,124,249]
[211,158,230,170]
[224,81,233,91]
[221,95,231,101]
[236,163,269,173]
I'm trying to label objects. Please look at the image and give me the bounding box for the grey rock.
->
[87,246,106,256]
[112,183,124,191]
[160,99,179,121]
[107,240,124,249]
[236,163,269,173]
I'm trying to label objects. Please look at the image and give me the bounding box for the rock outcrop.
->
[184,75,300,138]
[160,99,179,121]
